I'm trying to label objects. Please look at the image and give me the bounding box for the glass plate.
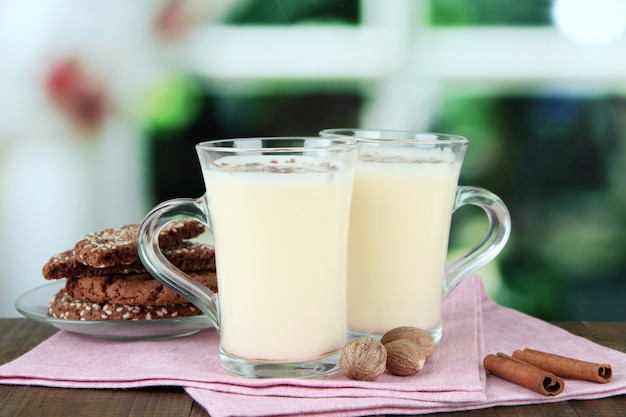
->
[15,281,213,340]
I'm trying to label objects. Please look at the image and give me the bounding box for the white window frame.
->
[184,0,626,129]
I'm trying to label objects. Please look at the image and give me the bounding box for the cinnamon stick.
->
[483,353,565,396]
[512,348,612,383]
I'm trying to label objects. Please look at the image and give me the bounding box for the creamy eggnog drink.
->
[138,137,359,378]
[320,129,511,343]
[348,149,461,336]
[203,155,353,362]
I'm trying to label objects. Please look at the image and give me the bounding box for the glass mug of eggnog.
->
[320,129,511,343]
[137,137,359,378]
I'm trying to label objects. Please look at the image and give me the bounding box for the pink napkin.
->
[186,280,626,416]
[0,277,483,402]
[1,276,625,417]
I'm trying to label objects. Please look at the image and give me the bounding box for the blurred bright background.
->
[1,0,625,320]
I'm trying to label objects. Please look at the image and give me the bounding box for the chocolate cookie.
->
[43,250,144,279]
[43,242,215,280]
[65,271,218,306]
[48,289,203,321]
[73,220,205,268]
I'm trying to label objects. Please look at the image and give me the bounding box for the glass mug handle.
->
[136,196,220,331]
[443,186,511,298]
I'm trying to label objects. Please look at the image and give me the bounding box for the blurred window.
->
[145,0,626,321]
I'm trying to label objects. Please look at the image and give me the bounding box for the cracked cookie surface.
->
[72,220,205,268]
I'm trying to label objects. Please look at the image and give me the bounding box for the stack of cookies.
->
[42,220,217,321]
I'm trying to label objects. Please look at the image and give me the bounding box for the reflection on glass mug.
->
[320,129,511,343]
[137,137,359,378]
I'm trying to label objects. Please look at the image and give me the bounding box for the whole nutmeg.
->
[340,336,387,381]
[380,326,435,359]
[385,339,427,376]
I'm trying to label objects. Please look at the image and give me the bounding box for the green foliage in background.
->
[139,76,203,134]
[225,0,358,25]
[430,0,553,26]
[431,95,626,321]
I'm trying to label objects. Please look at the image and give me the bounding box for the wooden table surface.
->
[1,318,625,417]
